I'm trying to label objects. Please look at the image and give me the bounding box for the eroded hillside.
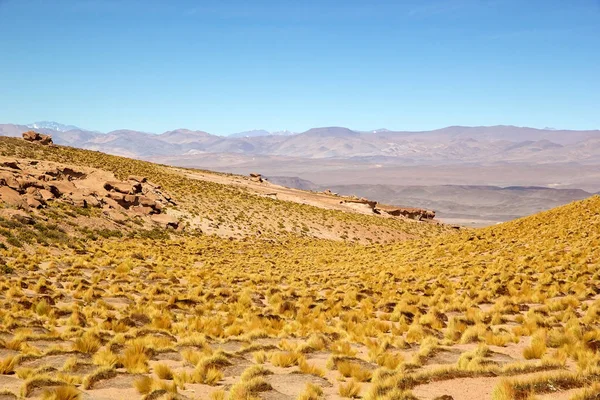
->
[0,137,446,245]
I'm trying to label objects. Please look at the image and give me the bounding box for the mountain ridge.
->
[2,123,599,163]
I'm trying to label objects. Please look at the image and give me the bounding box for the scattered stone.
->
[0,186,25,209]
[24,195,44,209]
[104,209,128,224]
[1,161,20,170]
[128,175,147,183]
[378,205,436,221]
[0,209,35,225]
[22,131,53,145]
[104,181,141,194]
[151,214,179,229]
[250,172,263,182]
[343,198,378,210]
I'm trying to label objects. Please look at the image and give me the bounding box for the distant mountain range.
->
[26,121,86,132]
[2,122,599,164]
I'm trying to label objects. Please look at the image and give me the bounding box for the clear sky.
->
[0,0,599,134]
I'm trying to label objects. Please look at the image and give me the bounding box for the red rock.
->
[39,134,53,145]
[104,181,141,194]
[104,209,128,223]
[22,131,40,141]
[0,209,35,225]
[0,172,21,190]
[49,181,77,196]
[25,195,44,209]
[102,197,123,210]
[128,175,147,183]
[0,186,25,208]
[137,196,155,207]
[21,131,52,145]
[151,214,179,229]
[38,189,55,201]
[1,161,20,170]
[131,205,156,215]
[70,193,88,208]
[85,196,101,208]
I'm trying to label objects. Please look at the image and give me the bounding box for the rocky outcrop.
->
[341,197,378,210]
[0,158,175,227]
[22,131,53,145]
[377,205,436,221]
[150,214,179,229]
[337,192,436,221]
[249,173,263,183]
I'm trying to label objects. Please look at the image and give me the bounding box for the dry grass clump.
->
[298,359,326,377]
[120,342,150,373]
[270,351,303,367]
[297,383,324,400]
[82,367,118,389]
[20,375,67,397]
[338,379,361,398]
[493,371,587,399]
[571,383,600,400]
[154,363,174,380]
[228,376,273,399]
[0,355,20,374]
[134,375,177,395]
[336,361,372,382]
[41,386,81,400]
[240,365,273,381]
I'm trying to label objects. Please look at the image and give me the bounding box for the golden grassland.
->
[0,138,599,399]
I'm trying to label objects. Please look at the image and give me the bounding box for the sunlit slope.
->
[383,195,600,301]
[2,137,600,399]
[0,137,447,242]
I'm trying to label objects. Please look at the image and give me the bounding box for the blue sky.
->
[0,0,599,134]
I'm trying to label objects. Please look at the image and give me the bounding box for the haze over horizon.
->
[1,0,599,134]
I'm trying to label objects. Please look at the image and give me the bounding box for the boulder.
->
[104,209,128,224]
[343,198,378,209]
[249,173,263,183]
[22,131,52,145]
[104,181,141,194]
[123,194,138,206]
[128,175,147,183]
[0,186,25,209]
[25,194,44,209]
[1,161,20,170]
[38,189,56,202]
[102,197,124,210]
[22,131,40,141]
[137,196,156,207]
[151,214,179,229]
[39,134,53,145]
[0,209,35,225]
[70,193,88,208]
[378,205,436,221]
[48,181,78,196]
[0,172,21,190]
[84,195,101,208]
[131,205,156,215]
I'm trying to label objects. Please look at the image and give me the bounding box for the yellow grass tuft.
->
[297,382,324,400]
[41,386,81,400]
[338,380,361,398]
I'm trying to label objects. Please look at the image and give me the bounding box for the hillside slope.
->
[1,137,600,400]
[0,137,446,244]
